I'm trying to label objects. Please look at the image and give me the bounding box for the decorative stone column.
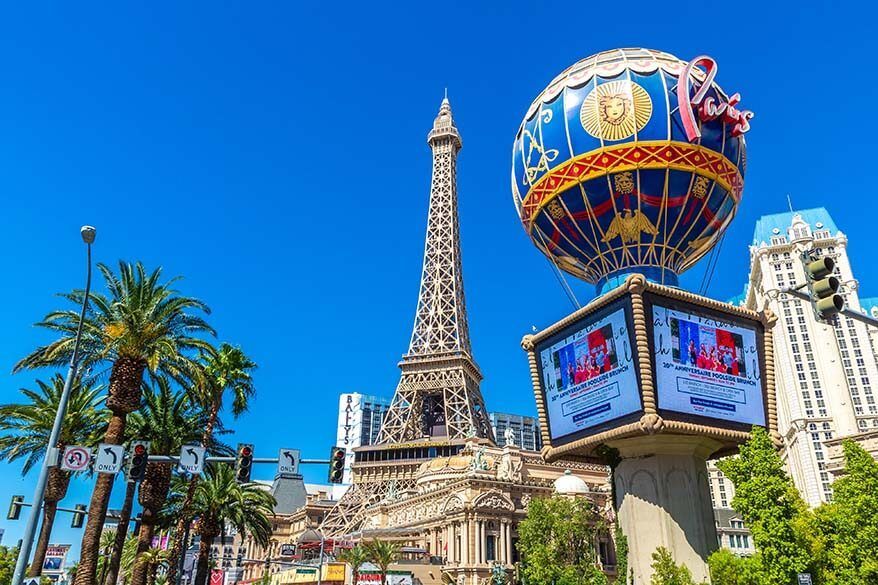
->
[475,520,485,565]
[609,435,720,584]
[505,522,512,565]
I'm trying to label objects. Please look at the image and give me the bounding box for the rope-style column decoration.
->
[522,334,553,454]
[626,275,665,434]
[759,307,782,447]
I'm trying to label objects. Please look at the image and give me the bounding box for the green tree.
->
[337,545,371,585]
[810,440,878,584]
[716,427,813,585]
[16,261,215,585]
[166,344,256,584]
[364,540,402,585]
[0,546,20,585]
[128,377,226,585]
[517,495,608,585]
[0,375,107,578]
[707,549,761,585]
[167,464,275,585]
[649,548,702,585]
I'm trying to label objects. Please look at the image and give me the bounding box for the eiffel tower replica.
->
[320,96,494,538]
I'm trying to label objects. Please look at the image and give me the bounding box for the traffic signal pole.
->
[142,456,330,464]
[780,286,878,328]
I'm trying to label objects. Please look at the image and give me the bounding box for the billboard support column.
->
[608,435,720,584]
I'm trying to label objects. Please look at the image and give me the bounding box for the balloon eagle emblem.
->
[512,48,753,295]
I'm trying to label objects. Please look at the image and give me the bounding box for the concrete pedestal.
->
[609,435,720,584]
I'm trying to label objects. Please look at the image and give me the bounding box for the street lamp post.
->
[12,226,96,585]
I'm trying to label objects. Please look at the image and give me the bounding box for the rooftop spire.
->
[429,92,460,147]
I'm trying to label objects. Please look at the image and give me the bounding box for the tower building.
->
[318,99,611,585]
[741,207,878,505]
[377,96,493,444]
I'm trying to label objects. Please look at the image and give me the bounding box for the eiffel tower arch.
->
[321,97,494,538]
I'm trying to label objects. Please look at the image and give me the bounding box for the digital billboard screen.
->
[651,301,765,427]
[537,303,641,442]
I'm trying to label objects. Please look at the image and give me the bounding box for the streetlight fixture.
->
[12,226,96,585]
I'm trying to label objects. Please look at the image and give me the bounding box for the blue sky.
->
[0,0,874,560]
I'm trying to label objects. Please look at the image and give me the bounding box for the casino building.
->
[235,98,613,585]
[313,97,614,585]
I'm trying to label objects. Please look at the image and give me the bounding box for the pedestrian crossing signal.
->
[328,446,345,484]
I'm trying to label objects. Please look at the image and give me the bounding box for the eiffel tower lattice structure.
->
[320,97,494,538]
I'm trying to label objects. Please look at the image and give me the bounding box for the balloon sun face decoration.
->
[511,48,753,295]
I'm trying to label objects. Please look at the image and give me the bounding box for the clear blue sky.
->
[0,0,873,560]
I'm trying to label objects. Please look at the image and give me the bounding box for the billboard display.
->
[42,544,70,574]
[536,302,640,442]
[651,302,765,427]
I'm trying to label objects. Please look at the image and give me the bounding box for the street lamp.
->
[12,226,96,585]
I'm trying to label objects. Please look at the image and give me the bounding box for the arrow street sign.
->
[60,446,92,472]
[95,444,125,475]
[278,448,300,475]
[179,445,206,475]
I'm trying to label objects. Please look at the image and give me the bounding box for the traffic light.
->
[235,443,254,483]
[7,495,24,520]
[71,504,86,528]
[127,441,150,482]
[803,253,844,321]
[328,446,345,484]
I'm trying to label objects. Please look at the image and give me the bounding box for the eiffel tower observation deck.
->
[319,97,498,538]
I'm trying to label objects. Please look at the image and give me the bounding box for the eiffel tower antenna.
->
[377,95,493,443]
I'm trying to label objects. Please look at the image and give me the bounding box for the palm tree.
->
[364,540,401,585]
[96,529,119,585]
[0,375,107,577]
[128,377,225,585]
[15,261,215,585]
[103,479,137,585]
[337,545,370,585]
[134,547,170,585]
[117,533,140,582]
[167,464,275,585]
[166,344,256,584]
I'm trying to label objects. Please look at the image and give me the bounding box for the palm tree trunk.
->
[165,478,198,585]
[28,466,72,577]
[166,400,219,584]
[104,480,138,585]
[26,500,58,578]
[194,532,216,585]
[75,412,126,585]
[130,509,158,585]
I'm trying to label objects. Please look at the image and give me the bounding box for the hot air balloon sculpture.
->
[512,48,753,295]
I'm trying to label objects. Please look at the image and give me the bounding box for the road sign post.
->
[278,449,300,475]
[95,444,125,475]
